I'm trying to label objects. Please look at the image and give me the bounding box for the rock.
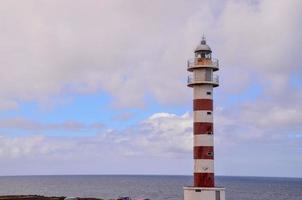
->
[0,196,103,200]
[0,195,65,200]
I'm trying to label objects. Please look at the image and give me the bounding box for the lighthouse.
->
[183,37,225,200]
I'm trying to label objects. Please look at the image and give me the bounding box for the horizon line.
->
[0,174,301,179]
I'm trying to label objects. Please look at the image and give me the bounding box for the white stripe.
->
[194,135,214,147]
[194,159,214,173]
[193,85,213,100]
[194,110,213,123]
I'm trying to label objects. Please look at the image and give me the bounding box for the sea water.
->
[0,175,301,200]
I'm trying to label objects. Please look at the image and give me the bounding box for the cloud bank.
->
[0,0,301,177]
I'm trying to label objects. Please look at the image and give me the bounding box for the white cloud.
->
[0,117,104,132]
[0,112,192,158]
[0,0,194,108]
[0,109,301,176]
[0,0,301,109]
[0,0,301,177]
[0,112,193,175]
[0,99,19,110]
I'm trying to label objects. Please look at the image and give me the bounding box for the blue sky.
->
[0,0,301,178]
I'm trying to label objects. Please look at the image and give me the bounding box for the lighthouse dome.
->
[194,38,212,53]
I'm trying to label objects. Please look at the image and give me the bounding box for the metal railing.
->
[213,74,219,84]
[187,74,219,85]
[187,58,219,69]
[187,75,193,84]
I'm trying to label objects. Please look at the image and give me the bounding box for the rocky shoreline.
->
[0,196,103,200]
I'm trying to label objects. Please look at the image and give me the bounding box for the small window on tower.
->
[207,91,212,95]
[207,112,212,115]
[208,152,214,156]
[207,131,213,135]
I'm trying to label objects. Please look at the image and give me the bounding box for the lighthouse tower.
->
[183,37,225,200]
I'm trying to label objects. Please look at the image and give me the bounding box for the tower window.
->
[208,152,214,156]
[207,112,212,115]
[205,53,211,59]
[206,91,212,95]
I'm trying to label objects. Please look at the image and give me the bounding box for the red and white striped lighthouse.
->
[184,37,225,200]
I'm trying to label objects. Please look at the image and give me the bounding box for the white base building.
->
[184,187,225,200]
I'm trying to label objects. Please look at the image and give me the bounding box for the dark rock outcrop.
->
[0,196,103,200]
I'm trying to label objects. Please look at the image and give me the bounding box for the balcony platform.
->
[187,58,219,72]
[187,75,219,87]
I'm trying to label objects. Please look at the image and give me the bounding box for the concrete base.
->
[184,187,225,200]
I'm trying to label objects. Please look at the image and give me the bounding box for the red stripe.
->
[194,146,214,159]
[194,172,215,187]
[193,99,213,111]
[194,122,213,135]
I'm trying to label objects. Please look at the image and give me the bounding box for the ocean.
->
[0,175,301,200]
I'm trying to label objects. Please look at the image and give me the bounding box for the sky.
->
[0,0,301,178]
